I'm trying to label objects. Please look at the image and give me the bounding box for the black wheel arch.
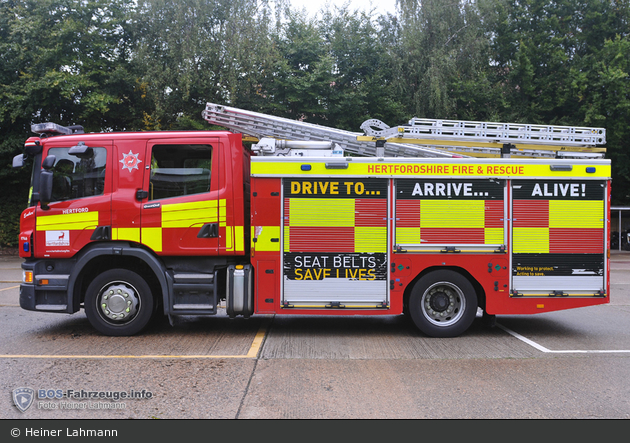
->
[68,242,168,313]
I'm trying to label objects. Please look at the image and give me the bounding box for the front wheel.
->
[408,270,477,338]
[84,269,154,336]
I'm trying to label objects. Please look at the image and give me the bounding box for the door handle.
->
[136,189,148,200]
[197,223,219,238]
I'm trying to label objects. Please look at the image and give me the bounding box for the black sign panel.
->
[512,180,605,200]
[396,179,505,200]
[283,252,387,281]
[284,179,387,199]
[512,253,604,277]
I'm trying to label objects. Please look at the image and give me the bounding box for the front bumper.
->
[19,260,74,313]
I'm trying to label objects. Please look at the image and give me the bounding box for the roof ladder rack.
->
[202,103,606,159]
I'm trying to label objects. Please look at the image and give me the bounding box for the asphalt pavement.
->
[1,252,629,419]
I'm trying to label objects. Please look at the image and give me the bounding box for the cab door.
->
[140,138,220,256]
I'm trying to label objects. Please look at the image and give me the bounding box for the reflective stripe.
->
[513,228,550,253]
[484,227,504,244]
[549,201,603,228]
[112,227,140,242]
[252,161,611,178]
[354,227,387,253]
[420,200,485,228]
[396,227,421,244]
[396,202,503,245]
[288,198,354,227]
[140,200,243,253]
[513,198,604,253]
[234,226,244,252]
[225,226,233,250]
[142,227,162,252]
[37,211,99,231]
[283,225,290,251]
[162,200,219,228]
[253,226,280,252]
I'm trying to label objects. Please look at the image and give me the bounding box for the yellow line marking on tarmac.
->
[0,285,20,306]
[246,317,270,358]
[0,316,272,360]
[0,285,19,291]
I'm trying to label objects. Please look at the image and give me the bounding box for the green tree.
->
[0,0,139,246]
[321,6,406,131]
[393,0,500,120]
[494,0,630,203]
[267,9,335,123]
[574,35,630,204]
[132,0,281,130]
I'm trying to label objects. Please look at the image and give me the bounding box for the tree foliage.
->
[1,0,629,246]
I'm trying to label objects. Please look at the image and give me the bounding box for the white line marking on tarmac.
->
[498,323,630,353]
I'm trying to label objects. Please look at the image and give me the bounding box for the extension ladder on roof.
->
[202,103,606,159]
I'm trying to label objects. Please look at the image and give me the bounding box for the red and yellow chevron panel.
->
[512,181,605,254]
[283,180,388,254]
[394,179,505,246]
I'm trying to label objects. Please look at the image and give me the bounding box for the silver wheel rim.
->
[96,281,140,325]
[421,281,466,327]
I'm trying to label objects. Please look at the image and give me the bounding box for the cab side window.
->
[48,147,107,202]
[149,144,213,201]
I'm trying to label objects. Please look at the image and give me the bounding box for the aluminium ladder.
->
[202,103,606,159]
[360,117,606,159]
[202,103,457,158]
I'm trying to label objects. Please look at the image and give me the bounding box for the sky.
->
[288,0,398,17]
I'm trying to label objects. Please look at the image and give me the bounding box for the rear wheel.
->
[408,270,477,337]
[84,269,154,336]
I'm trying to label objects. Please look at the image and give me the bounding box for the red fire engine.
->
[12,104,611,337]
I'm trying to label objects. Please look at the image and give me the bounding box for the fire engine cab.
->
[12,104,611,337]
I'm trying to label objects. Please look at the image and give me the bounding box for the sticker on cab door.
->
[46,231,70,247]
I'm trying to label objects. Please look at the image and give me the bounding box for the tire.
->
[408,270,478,338]
[84,269,155,336]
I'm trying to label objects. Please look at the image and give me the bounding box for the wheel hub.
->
[429,290,450,312]
[99,283,139,322]
[422,282,465,326]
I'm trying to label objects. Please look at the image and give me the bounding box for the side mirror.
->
[12,154,25,168]
[69,141,93,159]
[39,170,53,210]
